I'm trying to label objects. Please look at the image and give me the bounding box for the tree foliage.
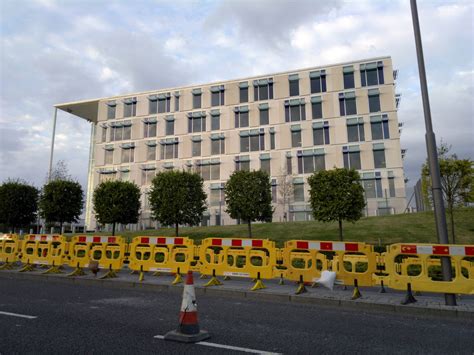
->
[39,179,84,230]
[0,180,39,232]
[93,180,141,235]
[148,170,207,236]
[224,170,273,237]
[308,168,365,241]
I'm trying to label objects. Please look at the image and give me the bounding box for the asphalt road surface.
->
[1,277,473,354]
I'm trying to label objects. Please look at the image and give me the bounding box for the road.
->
[0,277,473,354]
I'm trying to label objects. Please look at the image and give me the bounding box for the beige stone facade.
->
[58,56,406,230]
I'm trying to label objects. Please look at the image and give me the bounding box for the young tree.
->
[277,172,293,222]
[39,179,84,232]
[308,168,365,241]
[224,170,273,237]
[93,180,141,236]
[421,143,473,243]
[0,180,39,233]
[148,170,207,236]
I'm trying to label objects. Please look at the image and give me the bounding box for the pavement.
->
[0,271,473,354]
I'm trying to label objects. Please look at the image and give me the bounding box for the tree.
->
[421,143,473,244]
[0,180,39,232]
[39,179,84,232]
[277,172,293,222]
[148,170,207,236]
[93,180,141,236]
[46,160,72,182]
[224,170,273,237]
[308,168,365,241]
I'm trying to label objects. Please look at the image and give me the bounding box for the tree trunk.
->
[247,220,252,238]
[449,207,455,244]
[112,222,116,236]
[175,223,179,237]
[338,219,343,241]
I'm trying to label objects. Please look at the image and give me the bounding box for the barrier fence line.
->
[0,234,473,296]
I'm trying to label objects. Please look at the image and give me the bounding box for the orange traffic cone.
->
[164,271,210,343]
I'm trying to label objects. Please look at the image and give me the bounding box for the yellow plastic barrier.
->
[68,235,127,278]
[128,236,195,283]
[0,234,21,269]
[384,243,474,295]
[19,234,67,273]
[198,238,277,290]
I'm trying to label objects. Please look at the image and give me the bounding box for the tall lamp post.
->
[410,0,456,306]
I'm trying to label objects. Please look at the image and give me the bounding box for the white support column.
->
[48,107,58,181]
[85,122,97,231]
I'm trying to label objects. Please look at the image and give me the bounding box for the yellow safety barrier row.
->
[1,235,473,297]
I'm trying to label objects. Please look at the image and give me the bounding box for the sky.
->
[0,0,473,199]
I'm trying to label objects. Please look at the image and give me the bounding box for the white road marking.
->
[154,335,281,354]
[0,311,37,319]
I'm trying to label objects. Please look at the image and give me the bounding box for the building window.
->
[104,146,114,165]
[347,117,365,143]
[160,138,179,159]
[286,153,292,174]
[192,88,202,109]
[123,97,137,117]
[101,125,108,143]
[368,88,381,113]
[240,129,265,152]
[235,156,250,171]
[298,149,326,174]
[143,118,157,138]
[373,143,386,169]
[141,167,156,186]
[210,184,224,206]
[234,106,249,128]
[146,142,157,161]
[362,172,383,198]
[285,98,306,122]
[293,178,305,202]
[157,94,171,113]
[260,154,271,175]
[291,125,302,148]
[360,61,384,87]
[106,101,116,120]
[312,121,330,146]
[343,145,361,170]
[388,171,396,197]
[119,169,130,181]
[148,96,158,114]
[259,103,269,125]
[174,91,180,112]
[99,171,116,183]
[370,114,390,140]
[121,143,135,164]
[339,91,357,116]
[196,159,220,181]
[210,110,220,131]
[210,134,225,155]
[271,179,277,203]
[269,128,275,150]
[253,78,273,101]
[165,116,175,136]
[343,66,355,89]
[192,136,202,157]
[188,111,206,133]
[239,82,249,103]
[289,74,299,97]
[210,85,225,107]
[311,96,322,119]
[110,121,132,141]
[310,70,326,94]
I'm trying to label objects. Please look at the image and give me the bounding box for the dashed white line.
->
[0,311,37,319]
[154,335,281,354]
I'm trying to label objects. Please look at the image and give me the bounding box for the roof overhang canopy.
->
[55,99,100,123]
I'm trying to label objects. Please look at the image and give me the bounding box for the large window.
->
[160,138,179,159]
[253,78,273,101]
[196,159,220,181]
[188,111,206,133]
[260,154,271,175]
[106,101,116,120]
[110,121,132,141]
[368,88,381,113]
[192,88,202,109]
[174,91,180,112]
[234,106,249,128]
[235,155,250,171]
[339,91,357,116]
[291,125,302,148]
[259,103,269,125]
[373,143,386,169]
[104,146,114,165]
[310,70,326,94]
[99,170,116,183]
[343,145,361,170]
[121,143,135,163]
[119,169,130,181]
[210,133,225,155]
[123,97,137,117]
[343,65,355,89]
[388,171,396,197]
[146,142,157,161]
[210,110,220,131]
[312,121,330,146]
[143,118,157,138]
[149,94,170,114]
[298,149,325,174]
[285,99,306,122]
[360,61,384,87]
[311,96,322,119]
[101,125,107,142]
[293,178,305,202]
[286,152,292,174]
[141,166,156,186]
[239,82,249,103]
[289,74,299,97]
[347,117,365,142]
[210,85,225,107]
[192,136,202,157]
[269,127,275,150]
[165,116,175,136]
[370,114,390,140]
[362,172,383,198]
[240,129,265,152]
[210,183,224,206]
